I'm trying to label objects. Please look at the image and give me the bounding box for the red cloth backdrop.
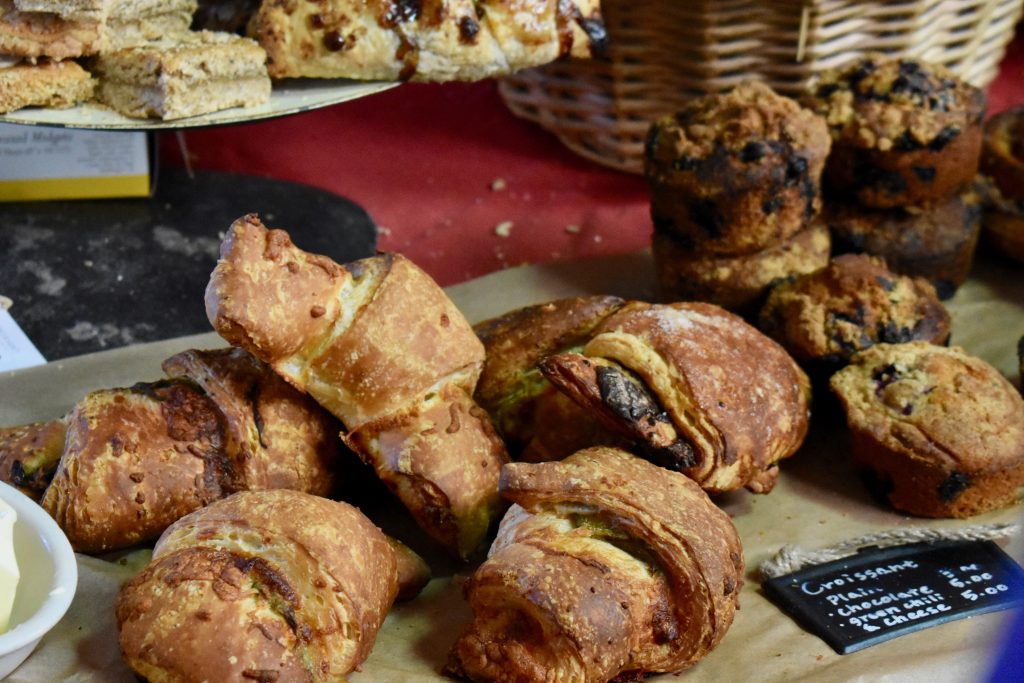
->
[162,32,1024,287]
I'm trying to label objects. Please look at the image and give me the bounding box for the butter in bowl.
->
[0,482,76,679]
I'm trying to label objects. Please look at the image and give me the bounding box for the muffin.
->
[645,80,831,256]
[980,107,1024,263]
[760,254,950,373]
[981,105,1024,202]
[653,218,831,316]
[806,55,986,208]
[827,184,983,299]
[830,341,1024,518]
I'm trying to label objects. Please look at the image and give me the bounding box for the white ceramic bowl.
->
[0,482,77,679]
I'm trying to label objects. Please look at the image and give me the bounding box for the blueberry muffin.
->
[830,341,1024,518]
[980,107,1024,263]
[981,106,1024,202]
[827,184,983,299]
[653,218,831,317]
[759,254,950,374]
[645,80,831,256]
[806,55,986,208]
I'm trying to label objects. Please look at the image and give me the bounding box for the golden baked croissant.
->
[206,214,509,559]
[447,446,744,682]
[473,295,626,460]
[42,379,231,553]
[117,489,404,682]
[254,0,606,82]
[2,347,342,553]
[539,301,811,493]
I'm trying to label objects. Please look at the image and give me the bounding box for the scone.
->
[92,30,270,120]
[827,184,983,299]
[806,55,986,208]
[759,254,951,371]
[653,218,831,316]
[0,57,94,113]
[830,341,1024,518]
[253,0,606,82]
[645,80,831,256]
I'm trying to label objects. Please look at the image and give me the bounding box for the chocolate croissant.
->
[447,447,744,682]
[473,295,627,460]
[117,489,402,682]
[206,214,509,559]
[4,347,342,553]
[540,301,811,493]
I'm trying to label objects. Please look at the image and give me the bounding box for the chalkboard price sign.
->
[763,539,1024,654]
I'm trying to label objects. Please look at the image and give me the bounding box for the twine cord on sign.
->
[759,523,1020,580]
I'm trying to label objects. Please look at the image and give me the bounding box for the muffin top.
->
[645,80,830,164]
[830,341,1024,471]
[759,254,950,365]
[805,55,985,152]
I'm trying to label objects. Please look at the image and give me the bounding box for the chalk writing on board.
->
[763,539,1024,654]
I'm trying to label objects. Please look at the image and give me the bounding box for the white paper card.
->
[0,123,148,180]
[0,308,46,372]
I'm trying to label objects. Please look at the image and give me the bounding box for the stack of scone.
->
[806,55,987,300]
[643,81,833,317]
[0,0,271,119]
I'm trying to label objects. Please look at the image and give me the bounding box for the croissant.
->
[7,347,342,553]
[473,295,626,459]
[447,446,744,682]
[206,214,509,559]
[254,0,607,82]
[0,419,66,500]
[117,489,402,682]
[539,301,811,493]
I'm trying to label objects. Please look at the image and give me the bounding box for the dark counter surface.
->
[0,168,378,360]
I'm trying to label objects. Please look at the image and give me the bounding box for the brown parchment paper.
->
[1,249,1022,683]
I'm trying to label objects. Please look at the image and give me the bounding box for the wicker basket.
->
[498,0,1024,174]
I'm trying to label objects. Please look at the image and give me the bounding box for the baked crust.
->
[42,381,229,553]
[254,0,605,82]
[758,253,951,370]
[161,347,341,495]
[645,81,831,256]
[653,218,831,316]
[830,341,1024,517]
[827,184,983,299]
[540,301,811,493]
[206,215,508,559]
[117,489,400,682]
[447,447,743,681]
[473,295,626,450]
[0,419,66,499]
[806,55,986,208]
